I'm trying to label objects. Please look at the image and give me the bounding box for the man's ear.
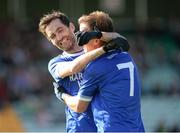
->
[95,39,102,45]
[69,22,75,32]
[90,39,101,48]
[95,39,99,43]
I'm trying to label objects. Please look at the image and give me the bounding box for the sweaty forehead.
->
[45,19,65,38]
[79,23,91,32]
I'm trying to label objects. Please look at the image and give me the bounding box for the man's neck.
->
[63,49,84,56]
[64,45,84,54]
[67,45,83,54]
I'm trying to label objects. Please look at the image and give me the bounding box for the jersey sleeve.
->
[48,56,64,82]
[77,64,99,102]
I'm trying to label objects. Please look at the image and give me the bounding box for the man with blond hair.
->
[60,11,145,132]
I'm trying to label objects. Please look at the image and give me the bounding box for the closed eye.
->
[50,34,55,40]
[57,28,63,33]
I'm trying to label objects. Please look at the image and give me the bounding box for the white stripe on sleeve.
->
[77,94,93,102]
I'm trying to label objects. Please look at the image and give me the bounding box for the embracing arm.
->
[62,93,90,113]
[58,47,105,78]
[57,31,129,78]
[53,81,90,112]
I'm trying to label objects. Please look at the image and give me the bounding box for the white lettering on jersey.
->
[69,73,83,81]
[69,72,84,88]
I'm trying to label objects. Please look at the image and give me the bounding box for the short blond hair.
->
[78,11,114,32]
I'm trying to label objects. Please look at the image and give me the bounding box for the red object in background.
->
[0,77,9,102]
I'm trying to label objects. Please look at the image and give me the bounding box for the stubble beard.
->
[62,36,77,53]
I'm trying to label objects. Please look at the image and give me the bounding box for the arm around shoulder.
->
[55,48,106,78]
[62,93,90,113]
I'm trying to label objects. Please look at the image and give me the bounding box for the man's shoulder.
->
[84,57,106,76]
[86,52,132,71]
[105,51,132,62]
[48,54,66,64]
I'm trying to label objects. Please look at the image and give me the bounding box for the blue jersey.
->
[48,51,97,132]
[78,51,145,132]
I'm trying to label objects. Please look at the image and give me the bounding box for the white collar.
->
[62,50,84,57]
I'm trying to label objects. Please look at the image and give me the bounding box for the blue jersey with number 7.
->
[78,51,145,132]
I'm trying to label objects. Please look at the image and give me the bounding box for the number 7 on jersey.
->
[116,62,134,96]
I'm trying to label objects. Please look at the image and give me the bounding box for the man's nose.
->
[56,34,63,42]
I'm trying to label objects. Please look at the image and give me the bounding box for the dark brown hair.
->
[39,10,70,37]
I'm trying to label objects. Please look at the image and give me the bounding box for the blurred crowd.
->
[0,18,180,131]
[128,20,180,96]
[0,20,58,102]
